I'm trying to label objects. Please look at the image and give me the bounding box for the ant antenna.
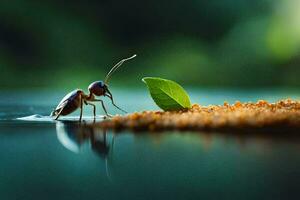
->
[104,54,137,84]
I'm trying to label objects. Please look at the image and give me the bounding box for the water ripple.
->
[16,114,106,122]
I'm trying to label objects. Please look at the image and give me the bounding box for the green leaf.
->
[142,77,191,111]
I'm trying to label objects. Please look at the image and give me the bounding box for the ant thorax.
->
[85,92,96,101]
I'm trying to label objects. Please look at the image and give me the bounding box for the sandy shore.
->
[95,99,300,132]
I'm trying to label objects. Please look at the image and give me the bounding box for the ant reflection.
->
[55,121,114,180]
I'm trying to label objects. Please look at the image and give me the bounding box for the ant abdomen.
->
[51,89,83,118]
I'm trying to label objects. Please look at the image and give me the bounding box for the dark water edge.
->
[0,90,300,200]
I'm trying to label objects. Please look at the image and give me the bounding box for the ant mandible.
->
[51,54,136,121]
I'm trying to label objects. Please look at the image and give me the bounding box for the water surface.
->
[0,89,299,200]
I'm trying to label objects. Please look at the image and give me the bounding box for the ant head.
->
[88,81,108,96]
[88,55,136,97]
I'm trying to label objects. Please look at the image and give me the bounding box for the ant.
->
[51,54,136,121]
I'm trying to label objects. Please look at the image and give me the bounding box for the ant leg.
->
[53,101,68,120]
[105,93,127,113]
[79,96,83,122]
[86,102,96,119]
[92,99,113,117]
[105,88,127,113]
[54,108,64,120]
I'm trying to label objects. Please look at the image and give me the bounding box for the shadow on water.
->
[55,121,114,181]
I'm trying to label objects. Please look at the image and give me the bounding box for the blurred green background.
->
[0,0,300,90]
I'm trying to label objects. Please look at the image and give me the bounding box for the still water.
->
[0,89,300,200]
